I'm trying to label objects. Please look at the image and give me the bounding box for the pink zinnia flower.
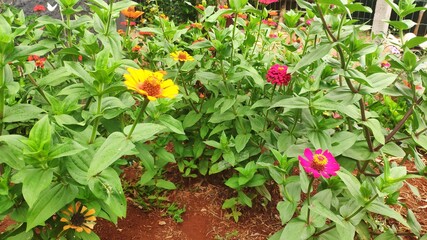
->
[298,148,340,178]
[33,4,46,12]
[262,18,277,26]
[266,64,291,86]
[259,0,278,5]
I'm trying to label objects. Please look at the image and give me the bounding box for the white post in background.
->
[372,0,393,35]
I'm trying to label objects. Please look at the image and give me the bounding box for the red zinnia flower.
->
[28,55,46,68]
[33,4,46,12]
[266,64,291,86]
[298,148,340,178]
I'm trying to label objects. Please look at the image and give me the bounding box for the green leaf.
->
[365,73,397,93]
[277,200,297,224]
[336,221,355,240]
[407,209,421,236]
[310,199,345,227]
[382,142,405,157]
[337,169,362,202]
[66,149,93,185]
[26,183,78,230]
[330,131,357,156]
[362,119,385,145]
[88,168,126,218]
[88,132,135,176]
[123,123,167,143]
[64,61,95,85]
[28,115,51,150]
[385,20,416,30]
[403,48,417,71]
[49,140,87,159]
[235,134,251,153]
[156,179,176,190]
[183,111,202,129]
[280,219,315,240]
[22,168,54,207]
[367,200,409,228]
[404,36,427,49]
[3,104,45,123]
[307,131,331,150]
[158,115,185,135]
[37,67,71,87]
[291,43,334,73]
[0,145,25,169]
[270,97,309,109]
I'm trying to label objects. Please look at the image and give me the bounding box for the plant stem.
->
[230,13,239,68]
[27,74,50,104]
[127,97,149,140]
[66,14,72,47]
[177,65,199,113]
[0,64,4,136]
[104,0,114,36]
[263,84,276,131]
[89,95,103,144]
[306,177,315,224]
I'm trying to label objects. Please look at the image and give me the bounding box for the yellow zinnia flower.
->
[60,202,96,234]
[123,68,179,101]
[121,6,144,19]
[170,51,194,62]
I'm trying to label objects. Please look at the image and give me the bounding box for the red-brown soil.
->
[94,164,283,240]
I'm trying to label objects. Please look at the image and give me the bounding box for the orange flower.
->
[196,4,205,11]
[159,13,168,20]
[268,10,278,16]
[121,6,144,19]
[190,23,203,29]
[132,45,141,52]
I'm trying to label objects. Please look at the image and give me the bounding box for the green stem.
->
[104,0,114,36]
[306,177,315,224]
[263,84,277,131]
[0,64,4,136]
[177,65,199,113]
[66,14,72,47]
[89,95,103,144]
[127,97,149,140]
[230,13,239,68]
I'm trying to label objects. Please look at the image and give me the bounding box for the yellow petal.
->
[60,217,70,223]
[82,226,92,234]
[84,209,96,217]
[63,225,71,230]
[76,227,84,232]
[85,216,97,222]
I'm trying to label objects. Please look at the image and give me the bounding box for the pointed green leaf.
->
[22,168,54,207]
[88,132,135,176]
[26,183,78,230]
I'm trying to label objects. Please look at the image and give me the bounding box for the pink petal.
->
[304,148,313,161]
[315,149,323,155]
[298,156,310,167]
[320,171,330,178]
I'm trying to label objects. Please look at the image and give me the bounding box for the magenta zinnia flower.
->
[298,148,340,178]
[259,0,279,5]
[266,64,291,86]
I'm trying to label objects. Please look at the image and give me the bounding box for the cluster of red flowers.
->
[120,21,136,26]
[28,55,46,68]
[266,64,291,86]
[33,4,46,12]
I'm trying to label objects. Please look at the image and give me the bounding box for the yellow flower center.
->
[138,78,161,97]
[311,154,328,171]
[278,66,285,71]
